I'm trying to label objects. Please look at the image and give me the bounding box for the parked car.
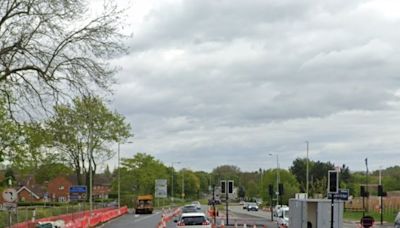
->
[247,202,259,211]
[174,212,211,227]
[243,202,248,209]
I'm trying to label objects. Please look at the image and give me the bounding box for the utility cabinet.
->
[289,199,344,228]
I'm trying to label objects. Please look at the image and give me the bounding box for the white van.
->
[276,206,289,228]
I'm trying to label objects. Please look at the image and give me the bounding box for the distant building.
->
[16,175,46,202]
[47,176,72,202]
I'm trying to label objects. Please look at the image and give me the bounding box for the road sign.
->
[328,189,349,201]
[69,185,87,193]
[2,202,17,211]
[155,179,167,198]
[2,188,17,203]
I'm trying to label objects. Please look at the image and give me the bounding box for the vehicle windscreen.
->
[181,216,206,225]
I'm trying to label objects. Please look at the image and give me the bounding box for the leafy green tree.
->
[261,169,300,205]
[0,99,21,162]
[11,122,53,175]
[2,167,15,186]
[195,171,211,196]
[47,96,131,191]
[212,165,241,186]
[382,166,400,191]
[176,169,200,200]
[118,153,169,196]
[289,158,310,192]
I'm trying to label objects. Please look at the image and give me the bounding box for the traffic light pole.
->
[330,196,334,228]
[225,189,228,226]
[380,194,383,225]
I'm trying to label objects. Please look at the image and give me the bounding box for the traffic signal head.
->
[221,181,226,194]
[228,181,234,194]
[360,185,369,197]
[378,185,383,196]
[328,170,339,193]
[278,183,284,195]
[268,184,274,196]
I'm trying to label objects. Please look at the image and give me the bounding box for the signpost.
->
[328,170,339,228]
[328,189,349,201]
[221,180,233,226]
[2,188,18,227]
[69,185,87,202]
[155,179,168,198]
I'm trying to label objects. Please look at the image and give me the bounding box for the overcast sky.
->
[105,0,400,173]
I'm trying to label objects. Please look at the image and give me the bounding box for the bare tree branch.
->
[0,0,127,119]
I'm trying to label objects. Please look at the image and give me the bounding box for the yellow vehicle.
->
[135,194,154,214]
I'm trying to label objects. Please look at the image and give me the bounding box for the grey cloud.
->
[109,0,400,171]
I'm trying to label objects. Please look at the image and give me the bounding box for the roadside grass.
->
[343,210,396,224]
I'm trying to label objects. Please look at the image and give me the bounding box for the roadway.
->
[100,204,377,227]
[101,205,278,228]
[101,211,166,228]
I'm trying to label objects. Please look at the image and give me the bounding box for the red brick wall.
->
[47,176,72,201]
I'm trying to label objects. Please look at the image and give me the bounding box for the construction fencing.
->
[10,206,127,228]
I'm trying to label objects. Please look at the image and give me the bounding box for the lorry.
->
[135,194,154,214]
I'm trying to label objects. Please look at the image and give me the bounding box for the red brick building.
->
[47,176,73,202]
[17,186,42,202]
[93,175,112,199]
[16,175,46,202]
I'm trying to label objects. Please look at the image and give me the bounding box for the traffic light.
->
[378,185,387,197]
[228,181,234,194]
[328,170,339,193]
[268,184,274,196]
[378,185,383,196]
[360,185,369,197]
[221,181,226,194]
[278,183,284,195]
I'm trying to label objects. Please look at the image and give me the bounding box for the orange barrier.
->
[157,207,182,228]
[12,206,128,228]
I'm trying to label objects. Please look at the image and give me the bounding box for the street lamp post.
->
[182,169,185,200]
[171,161,181,202]
[306,141,309,199]
[118,141,133,208]
[269,153,280,205]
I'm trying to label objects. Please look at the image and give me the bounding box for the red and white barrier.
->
[12,206,128,228]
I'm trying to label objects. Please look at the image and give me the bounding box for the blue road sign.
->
[69,185,87,193]
[328,189,349,201]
